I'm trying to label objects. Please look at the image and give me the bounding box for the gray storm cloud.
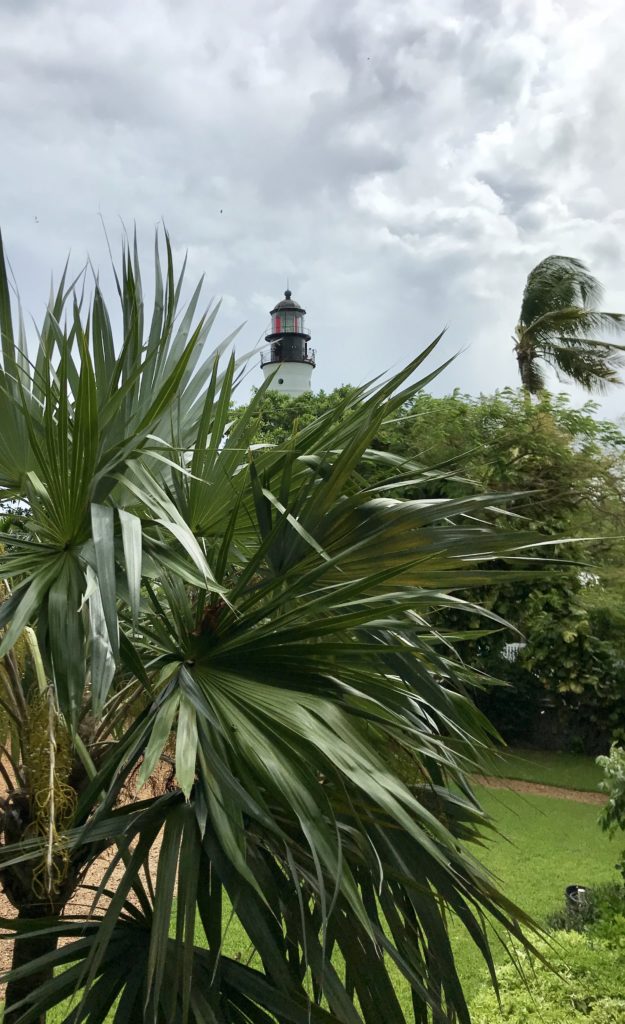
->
[1,0,624,419]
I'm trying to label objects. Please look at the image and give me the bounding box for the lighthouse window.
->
[273,314,282,332]
[278,378,284,385]
[281,313,301,332]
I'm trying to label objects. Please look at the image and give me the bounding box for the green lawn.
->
[483,746,604,792]
[452,785,618,1002]
[31,753,614,1022]
[207,786,619,1010]
[39,783,618,1021]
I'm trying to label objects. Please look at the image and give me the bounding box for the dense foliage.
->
[0,234,548,1024]
[545,881,625,933]
[475,881,625,1023]
[471,930,625,1023]
[238,386,625,752]
[598,745,625,880]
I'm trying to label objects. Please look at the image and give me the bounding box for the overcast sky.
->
[1,0,625,419]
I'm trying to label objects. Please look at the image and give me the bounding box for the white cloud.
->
[1,0,625,420]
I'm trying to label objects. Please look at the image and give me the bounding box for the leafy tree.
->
[246,386,358,446]
[597,744,625,881]
[378,389,625,749]
[241,386,625,750]
[513,255,625,394]
[243,386,625,522]
[0,235,543,1024]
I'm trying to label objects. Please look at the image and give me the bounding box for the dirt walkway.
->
[474,774,607,805]
[0,765,169,995]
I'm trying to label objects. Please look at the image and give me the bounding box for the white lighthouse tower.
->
[260,289,315,396]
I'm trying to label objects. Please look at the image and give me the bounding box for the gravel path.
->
[474,774,607,805]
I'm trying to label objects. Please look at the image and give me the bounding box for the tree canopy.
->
[239,385,625,750]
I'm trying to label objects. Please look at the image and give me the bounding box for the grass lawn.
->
[483,746,604,792]
[451,785,618,1002]
[39,783,618,1021]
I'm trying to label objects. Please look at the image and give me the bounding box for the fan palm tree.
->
[513,255,625,394]
[0,229,547,1024]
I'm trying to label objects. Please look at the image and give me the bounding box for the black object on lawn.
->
[565,884,588,909]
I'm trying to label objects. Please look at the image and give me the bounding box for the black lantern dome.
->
[271,289,303,312]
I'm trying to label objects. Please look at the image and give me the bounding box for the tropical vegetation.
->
[471,930,625,1024]
[237,385,625,752]
[597,744,625,882]
[0,231,554,1023]
[513,254,625,394]
[474,880,625,1024]
[454,783,619,1004]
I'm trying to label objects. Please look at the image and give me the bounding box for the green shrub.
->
[545,882,625,934]
[597,745,625,880]
[471,931,625,1023]
[597,746,625,831]
[588,892,625,953]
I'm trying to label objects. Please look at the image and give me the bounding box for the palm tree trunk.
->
[4,903,59,1024]
[516,350,532,391]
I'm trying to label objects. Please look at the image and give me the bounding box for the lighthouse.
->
[260,289,315,396]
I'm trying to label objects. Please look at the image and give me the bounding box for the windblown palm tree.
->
[514,255,625,394]
[0,230,547,1024]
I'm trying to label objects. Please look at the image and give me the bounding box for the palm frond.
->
[0,229,240,723]
[518,254,603,327]
[525,307,625,345]
[542,339,625,392]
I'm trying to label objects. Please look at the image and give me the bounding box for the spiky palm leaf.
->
[514,255,625,394]
[0,231,549,1024]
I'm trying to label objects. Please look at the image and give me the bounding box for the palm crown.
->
[514,255,625,394]
[0,231,547,1024]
